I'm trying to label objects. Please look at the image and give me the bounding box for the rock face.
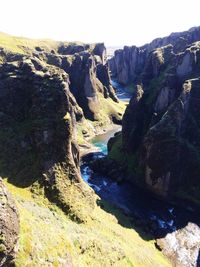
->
[0,55,95,222]
[109,28,200,202]
[34,43,119,121]
[156,223,200,267]
[0,178,19,266]
[142,78,200,197]
[0,57,80,182]
[109,26,200,85]
[0,39,123,262]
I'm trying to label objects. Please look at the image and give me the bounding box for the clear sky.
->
[1,0,200,46]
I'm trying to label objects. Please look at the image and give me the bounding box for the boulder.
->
[156,223,200,267]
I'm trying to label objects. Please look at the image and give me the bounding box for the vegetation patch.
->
[44,163,96,223]
[108,133,145,186]
[5,179,171,267]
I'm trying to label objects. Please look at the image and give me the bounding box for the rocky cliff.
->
[109,27,200,203]
[0,34,123,126]
[109,26,200,85]
[0,55,96,224]
[0,34,125,223]
[31,42,120,122]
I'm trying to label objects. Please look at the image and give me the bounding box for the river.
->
[80,81,200,239]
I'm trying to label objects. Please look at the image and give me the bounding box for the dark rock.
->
[110,27,200,202]
[110,26,200,85]
[0,178,19,266]
[0,56,96,222]
[35,46,44,52]
[60,49,118,121]
[58,44,86,55]
[0,58,80,182]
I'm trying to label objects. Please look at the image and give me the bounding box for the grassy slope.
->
[0,32,59,54]
[0,31,86,56]
[5,179,171,267]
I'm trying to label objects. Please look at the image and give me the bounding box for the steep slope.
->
[109,28,200,203]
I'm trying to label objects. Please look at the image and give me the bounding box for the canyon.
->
[0,27,200,267]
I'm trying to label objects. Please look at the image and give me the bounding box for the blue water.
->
[91,125,121,155]
[81,130,200,236]
[111,80,132,102]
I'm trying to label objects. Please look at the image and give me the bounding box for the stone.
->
[0,178,19,266]
[156,223,200,267]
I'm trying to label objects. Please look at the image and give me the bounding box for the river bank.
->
[79,124,122,157]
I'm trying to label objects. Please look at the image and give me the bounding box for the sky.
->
[1,0,200,47]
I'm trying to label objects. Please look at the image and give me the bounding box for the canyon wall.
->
[109,27,200,201]
[109,26,200,85]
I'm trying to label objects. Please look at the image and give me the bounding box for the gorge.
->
[0,26,200,267]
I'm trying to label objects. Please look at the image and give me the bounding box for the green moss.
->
[108,133,123,162]
[45,163,96,223]
[0,244,6,253]
[75,95,126,146]
[108,133,144,185]
[0,234,5,243]
[145,71,166,107]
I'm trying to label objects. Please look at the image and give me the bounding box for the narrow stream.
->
[81,81,200,238]
[111,80,132,102]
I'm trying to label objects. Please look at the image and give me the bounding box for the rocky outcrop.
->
[0,178,19,266]
[123,42,200,198]
[142,78,200,196]
[156,223,200,267]
[32,43,119,122]
[0,57,80,181]
[0,56,96,221]
[109,46,147,85]
[109,26,200,85]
